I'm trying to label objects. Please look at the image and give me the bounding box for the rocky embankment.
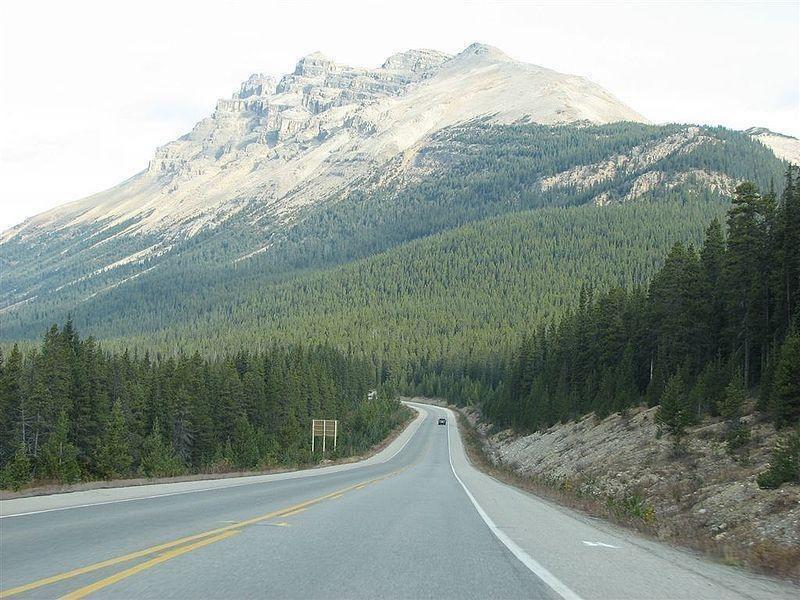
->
[461,404,799,579]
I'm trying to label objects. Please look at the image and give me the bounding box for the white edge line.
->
[441,405,584,600]
[0,406,426,520]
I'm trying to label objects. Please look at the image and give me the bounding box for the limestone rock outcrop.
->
[3,43,649,245]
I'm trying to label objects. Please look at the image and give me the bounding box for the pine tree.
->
[95,401,132,479]
[718,372,746,420]
[757,427,800,489]
[656,372,692,451]
[699,219,726,363]
[2,442,31,491]
[770,329,800,426]
[772,167,800,335]
[37,411,81,483]
[719,373,750,453]
[70,336,109,471]
[230,415,260,470]
[0,346,24,461]
[139,422,185,478]
[724,182,769,387]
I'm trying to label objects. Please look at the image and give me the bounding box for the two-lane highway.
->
[1,407,554,599]
[1,403,798,599]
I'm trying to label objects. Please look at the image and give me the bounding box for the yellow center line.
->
[0,466,408,599]
[58,530,241,600]
[280,507,308,517]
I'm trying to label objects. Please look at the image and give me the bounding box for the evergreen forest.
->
[0,325,408,489]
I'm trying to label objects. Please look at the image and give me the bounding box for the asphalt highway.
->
[0,403,797,599]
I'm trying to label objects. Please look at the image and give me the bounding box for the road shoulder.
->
[0,405,425,518]
[407,400,799,600]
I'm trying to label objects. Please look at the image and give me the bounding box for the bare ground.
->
[408,397,800,581]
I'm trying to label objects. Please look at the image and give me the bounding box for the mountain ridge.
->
[1,118,788,348]
[1,43,646,246]
[0,46,793,361]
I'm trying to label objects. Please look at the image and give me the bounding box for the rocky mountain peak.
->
[746,126,800,164]
[237,73,276,99]
[293,52,336,76]
[745,126,795,140]
[457,42,511,62]
[380,49,451,73]
[3,43,650,247]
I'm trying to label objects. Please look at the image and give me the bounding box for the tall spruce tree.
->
[37,411,81,483]
[95,401,132,479]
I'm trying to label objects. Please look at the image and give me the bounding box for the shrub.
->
[725,419,751,452]
[757,428,800,489]
[1,443,31,491]
[139,423,186,478]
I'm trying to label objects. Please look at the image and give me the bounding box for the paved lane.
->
[2,403,798,599]
[0,407,554,599]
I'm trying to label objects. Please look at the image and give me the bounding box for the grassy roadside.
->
[443,401,800,582]
[0,404,415,501]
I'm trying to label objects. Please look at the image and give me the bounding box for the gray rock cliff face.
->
[2,43,648,247]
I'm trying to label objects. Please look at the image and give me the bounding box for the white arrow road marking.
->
[582,540,620,548]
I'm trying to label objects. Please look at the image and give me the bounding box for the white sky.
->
[1,0,798,230]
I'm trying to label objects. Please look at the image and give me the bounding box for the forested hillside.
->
[1,123,794,492]
[0,323,408,489]
[65,200,724,382]
[1,122,787,351]
[456,168,800,485]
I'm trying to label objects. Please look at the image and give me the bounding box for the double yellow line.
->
[1,467,403,599]
[60,531,240,600]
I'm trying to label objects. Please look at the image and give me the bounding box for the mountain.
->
[746,127,800,165]
[1,43,643,245]
[0,44,791,366]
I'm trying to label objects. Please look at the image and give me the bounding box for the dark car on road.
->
[438,417,447,425]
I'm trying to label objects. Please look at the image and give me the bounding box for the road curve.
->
[0,403,797,599]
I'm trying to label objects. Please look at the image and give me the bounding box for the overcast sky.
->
[1,0,798,230]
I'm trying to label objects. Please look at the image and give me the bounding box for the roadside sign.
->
[311,419,338,453]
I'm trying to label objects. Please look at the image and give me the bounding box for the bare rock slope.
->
[2,43,646,246]
[747,127,800,165]
[476,406,799,578]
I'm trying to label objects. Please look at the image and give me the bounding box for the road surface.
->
[1,402,797,599]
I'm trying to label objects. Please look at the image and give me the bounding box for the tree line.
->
[0,324,408,489]
[480,169,799,470]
